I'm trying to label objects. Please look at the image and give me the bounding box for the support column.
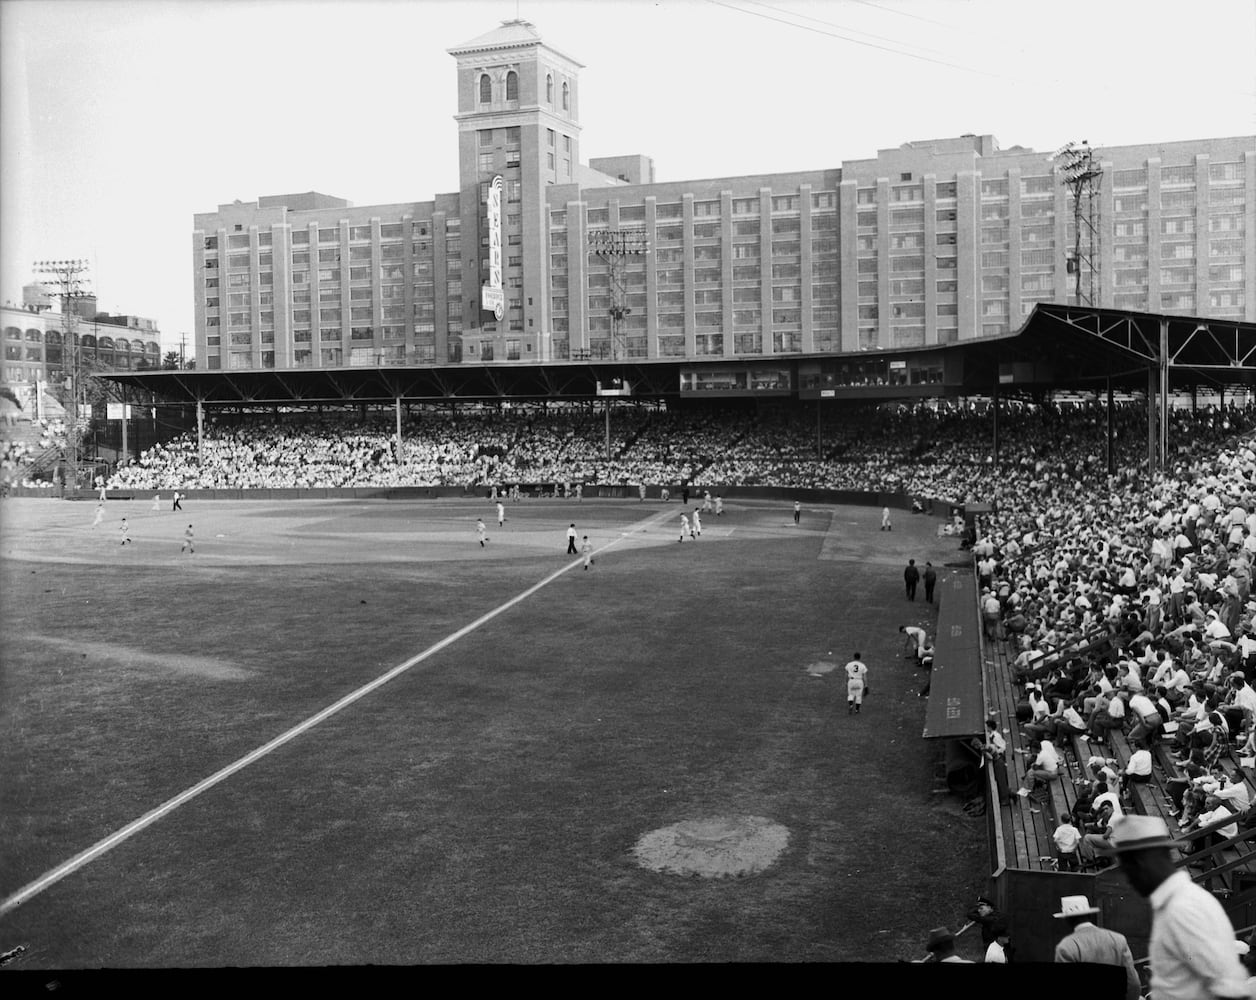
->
[1147,367,1157,472]
[816,399,822,460]
[395,396,403,466]
[605,398,611,460]
[992,380,1000,468]
[196,399,204,465]
[1159,319,1170,470]
[1106,377,1114,477]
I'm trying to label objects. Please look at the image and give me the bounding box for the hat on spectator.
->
[925,927,955,951]
[1099,815,1180,854]
[1053,895,1101,919]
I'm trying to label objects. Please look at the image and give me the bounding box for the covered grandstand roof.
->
[100,305,1256,406]
[956,304,1256,393]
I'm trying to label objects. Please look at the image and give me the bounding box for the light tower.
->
[1051,141,1103,307]
[32,259,92,494]
[587,229,649,360]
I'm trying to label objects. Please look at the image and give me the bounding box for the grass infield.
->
[0,495,988,965]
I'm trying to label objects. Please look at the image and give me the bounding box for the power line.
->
[841,0,959,29]
[705,0,1002,79]
[739,0,950,56]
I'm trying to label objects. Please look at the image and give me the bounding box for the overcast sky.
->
[2,0,1254,355]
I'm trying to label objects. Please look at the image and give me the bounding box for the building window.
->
[546,74,553,103]
[479,74,491,103]
[562,81,569,110]
[506,71,518,101]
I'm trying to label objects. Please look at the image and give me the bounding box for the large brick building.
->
[191,18,1255,373]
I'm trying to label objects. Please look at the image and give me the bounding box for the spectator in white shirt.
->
[1120,741,1153,799]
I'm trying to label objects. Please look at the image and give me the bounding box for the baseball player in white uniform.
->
[845,653,869,714]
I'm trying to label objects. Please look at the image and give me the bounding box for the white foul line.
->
[0,509,673,918]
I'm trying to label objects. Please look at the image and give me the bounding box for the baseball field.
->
[0,493,988,966]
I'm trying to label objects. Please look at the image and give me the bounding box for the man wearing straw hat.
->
[1052,894,1140,1000]
[1102,814,1250,1000]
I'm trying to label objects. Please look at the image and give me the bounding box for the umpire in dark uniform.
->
[924,561,938,604]
[904,559,920,601]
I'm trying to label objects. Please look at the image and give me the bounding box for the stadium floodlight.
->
[32,258,92,496]
[1050,141,1103,307]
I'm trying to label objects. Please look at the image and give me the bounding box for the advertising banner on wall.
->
[481,174,505,320]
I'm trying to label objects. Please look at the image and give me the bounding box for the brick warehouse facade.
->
[191,19,1255,373]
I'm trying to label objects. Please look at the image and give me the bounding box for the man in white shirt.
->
[1087,689,1126,744]
[1053,818,1083,872]
[1205,610,1233,644]
[1016,738,1060,801]
[983,718,1007,762]
[1226,675,1256,736]
[1213,771,1251,815]
[1105,815,1250,1000]
[1238,625,1256,664]
[1167,567,1188,621]
[1121,741,1153,798]
[983,590,1002,640]
[1163,663,1193,706]
[1128,691,1164,745]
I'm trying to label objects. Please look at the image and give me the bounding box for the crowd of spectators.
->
[95,399,1251,502]
[962,402,1256,877]
[1,416,67,490]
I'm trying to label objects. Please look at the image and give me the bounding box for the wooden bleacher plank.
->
[987,626,1059,867]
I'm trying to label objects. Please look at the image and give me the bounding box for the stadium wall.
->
[8,485,970,511]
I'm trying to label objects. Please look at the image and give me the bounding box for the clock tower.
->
[448,20,583,362]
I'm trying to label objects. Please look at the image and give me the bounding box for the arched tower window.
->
[562,81,569,110]
[506,71,518,101]
[479,74,492,104]
[546,74,553,103]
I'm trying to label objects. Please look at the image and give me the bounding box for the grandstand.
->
[9,304,1256,969]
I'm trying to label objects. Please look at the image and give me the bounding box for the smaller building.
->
[1,301,162,393]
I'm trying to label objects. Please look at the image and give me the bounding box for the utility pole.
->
[180,331,187,369]
[32,259,91,496]
[1051,141,1103,307]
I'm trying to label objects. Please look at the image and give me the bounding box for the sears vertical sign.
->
[481,174,505,321]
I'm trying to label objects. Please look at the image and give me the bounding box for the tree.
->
[162,351,181,370]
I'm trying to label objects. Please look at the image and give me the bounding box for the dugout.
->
[921,570,986,799]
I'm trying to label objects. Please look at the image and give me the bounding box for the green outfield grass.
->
[0,495,987,966]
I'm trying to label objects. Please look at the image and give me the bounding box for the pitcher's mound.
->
[632,815,790,878]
